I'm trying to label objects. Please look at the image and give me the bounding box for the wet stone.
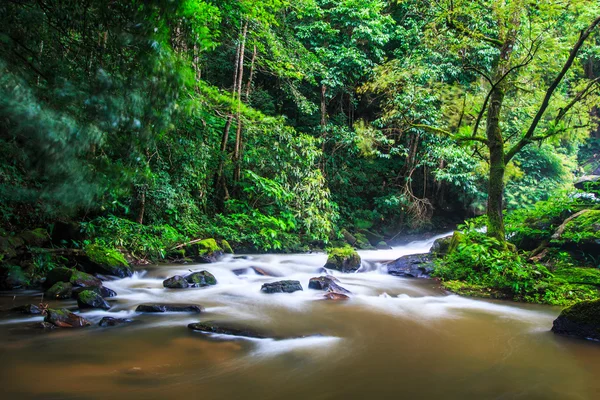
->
[188,321,268,339]
[260,280,303,294]
[136,304,203,313]
[10,304,42,314]
[99,317,133,327]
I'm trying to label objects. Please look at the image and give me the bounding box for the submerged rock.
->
[322,292,350,301]
[308,276,351,294]
[46,282,74,299]
[552,299,600,342]
[185,270,217,287]
[324,247,361,273]
[136,304,203,313]
[44,308,91,328]
[261,280,303,294]
[76,289,111,310]
[188,321,268,338]
[99,317,133,327]
[163,275,189,289]
[386,253,434,278]
[232,266,277,277]
[10,304,43,314]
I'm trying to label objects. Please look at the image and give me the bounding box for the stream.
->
[1,233,599,400]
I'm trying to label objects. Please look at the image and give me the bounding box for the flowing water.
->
[1,233,599,400]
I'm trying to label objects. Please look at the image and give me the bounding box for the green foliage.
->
[435,224,599,306]
[85,244,128,267]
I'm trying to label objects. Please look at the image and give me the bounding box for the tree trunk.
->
[233,21,248,186]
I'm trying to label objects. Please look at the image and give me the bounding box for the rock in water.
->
[188,321,268,338]
[76,289,111,310]
[136,304,203,313]
[430,235,452,258]
[44,308,91,328]
[99,317,133,327]
[308,276,351,294]
[81,244,133,278]
[261,280,303,293]
[70,270,103,288]
[185,271,217,287]
[72,285,117,299]
[45,282,74,299]
[323,247,361,273]
[386,253,434,278]
[163,275,189,289]
[322,292,350,301]
[10,304,42,314]
[552,299,600,342]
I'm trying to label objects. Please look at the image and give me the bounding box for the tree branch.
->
[505,15,600,162]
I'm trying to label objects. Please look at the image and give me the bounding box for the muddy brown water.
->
[1,234,599,400]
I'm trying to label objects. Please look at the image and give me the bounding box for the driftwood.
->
[171,238,206,250]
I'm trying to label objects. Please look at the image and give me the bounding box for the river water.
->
[1,233,599,400]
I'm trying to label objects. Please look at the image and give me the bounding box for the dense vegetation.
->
[1,0,599,304]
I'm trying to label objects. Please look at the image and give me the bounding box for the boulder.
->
[19,228,49,247]
[386,253,434,278]
[376,241,392,250]
[188,321,268,338]
[44,308,91,328]
[324,247,361,273]
[430,235,453,258]
[72,285,117,299]
[44,267,74,288]
[70,270,103,288]
[358,229,385,247]
[76,289,111,310]
[261,280,303,294]
[308,276,351,294]
[185,270,217,287]
[99,317,133,327]
[220,239,234,254]
[552,299,600,342]
[323,292,350,301]
[574,175,600,192]
[81,245,133,278]
[11,304,42,314]
[163,275,189,289]
[136,304,203,313]
[46,282,74,299]
[184,238,224,263]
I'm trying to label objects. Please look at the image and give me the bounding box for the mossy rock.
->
[19,228,49,247]
[163,275,189,289]
[220,239,234,254]
[187,239,224,263]
[447,231,465,254]
[559,210,600,248]
[357,229,384,246]
[552,299,600,341]
[70,270,102,288]
[44,308,91,328]
[553,267,600,287]
[430,235,452,258]
[354,232,375,250]
[0,236,20,260]
[2,264,29,289]
[341,229,357,246]
[46,282,74,299]
[83,245,132,278]
[442,280,510,300]
[76,289,110,310]
[185,270,217,287]
[324,247,361,273]
[45,267,75,288]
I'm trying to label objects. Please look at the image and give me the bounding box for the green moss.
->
[447,231,465,254]
[553,267,600,286]
[220,239,233,254]
[325,246,361,272]
[560,210,600,244]
[19,228,49,247]
[560,299,600,326]
[78,289,97,304]
[195,238,222,255]
[86,244,128,267]
[442,280,509,300]
[46,281,73,299]
[353,232,374,249]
